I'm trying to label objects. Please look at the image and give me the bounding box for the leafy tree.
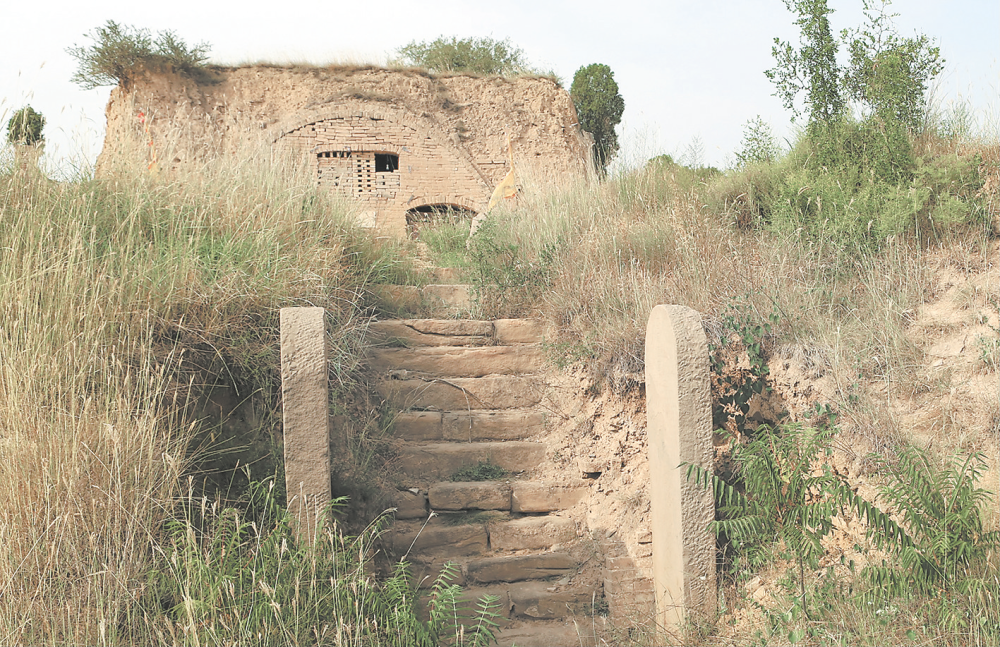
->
[393,36,533,76]
[67,20,210,89]
[6,105,45,146]
[570,63,625,173]
[766,0,844,129]
[735,115,781,167]
[842,0,943,133]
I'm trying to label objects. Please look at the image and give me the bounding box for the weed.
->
[450,460,508,482]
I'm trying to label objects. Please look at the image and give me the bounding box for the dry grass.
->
[0,137,408,644]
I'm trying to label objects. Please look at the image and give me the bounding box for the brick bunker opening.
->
[406,204,477,236]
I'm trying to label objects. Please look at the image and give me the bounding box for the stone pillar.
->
[644,305,716,640]
[280,307,331,539]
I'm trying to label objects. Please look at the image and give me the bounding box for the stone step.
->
[369,319,494,347]
[368,345,545,378]
[429,481,511,511]
[390,520,489,561]
[493,621,597,647]
[390,410,546,442]
[490,515,578,551]
[377,375,544,410]
[506,580,596,620]
[373,284,472,314]
[369,318,546,347]
[511,481,591,513]
[467,552,578,584]
[396,441,546,481]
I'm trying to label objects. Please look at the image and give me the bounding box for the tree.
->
[67,20,210,89]
[765,0,844,129]
[570,63,625,173]
[393,36,533,76]
[842,0,943,133]
[6,106,45,147]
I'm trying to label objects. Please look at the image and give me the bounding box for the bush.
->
[67,20,210,89]
[571,63,625,173]
[393,36,533,76]
[6,105,45,146]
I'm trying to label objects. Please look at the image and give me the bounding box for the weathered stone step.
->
[373,284,471,313]
[368,345,545,378]
[468,552,578,584]
[369,319,493,347]
[390,520,489,561]
[396,441,546,480]
[490,515,578,551]
[506,580,595,620]
[422,479,590,513]
[429,481,511,511]
[493,621,596,647]
[391,410,546,442]
[377,375,544,410]
[369,318,545,347]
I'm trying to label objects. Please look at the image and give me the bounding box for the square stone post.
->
[280,307,331,540]
[644,305,716,641]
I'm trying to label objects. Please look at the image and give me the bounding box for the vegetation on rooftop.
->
[67,20,211,89]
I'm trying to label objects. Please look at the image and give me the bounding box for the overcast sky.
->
[2,0,997,177]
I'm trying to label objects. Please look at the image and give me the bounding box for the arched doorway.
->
[405,203,478,241]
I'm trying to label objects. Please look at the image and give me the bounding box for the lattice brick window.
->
[317,151,398,201]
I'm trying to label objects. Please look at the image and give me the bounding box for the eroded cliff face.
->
[98,64,591,234]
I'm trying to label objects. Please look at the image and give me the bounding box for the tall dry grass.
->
[0,137,407,644]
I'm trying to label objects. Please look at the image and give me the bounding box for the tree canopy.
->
[570,63,625,173]
[6,106,45,147]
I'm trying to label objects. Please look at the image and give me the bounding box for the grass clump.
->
[450,460,508,482]
[144,476,502,646]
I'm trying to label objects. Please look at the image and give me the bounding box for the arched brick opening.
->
[275,107,489,236]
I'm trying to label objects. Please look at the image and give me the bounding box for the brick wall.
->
[280,113,490,236]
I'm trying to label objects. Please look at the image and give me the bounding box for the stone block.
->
[644,305,716,636]
[367,345,544,378]
[397,441,546,481]
[368,319,493,347]
[428,481,511,511]
[493,622,595,647]
[507,582,593,619]
[511,482,589,513]
[377,375,544,410]
[493,319,545,344]
[392,489,427,519]
[489,516,577,551]
[468,552,577,583]
[390,522,487,559]
[279,307,330,537]
[442,411,546,441]
[389,411,441,440]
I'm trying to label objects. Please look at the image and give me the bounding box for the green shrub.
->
[67,20,210,89]
[862,448,1000,602]
[735,115,781,167]
[467,213,557,319]
[6,105,45,146]
[393,36,533,76]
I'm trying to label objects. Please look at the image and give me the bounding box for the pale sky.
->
[2,0,997,177]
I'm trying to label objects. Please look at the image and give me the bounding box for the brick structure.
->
[274,107,490,233]
[97,64,591,236]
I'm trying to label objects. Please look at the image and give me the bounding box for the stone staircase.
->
[365,285,599,647]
